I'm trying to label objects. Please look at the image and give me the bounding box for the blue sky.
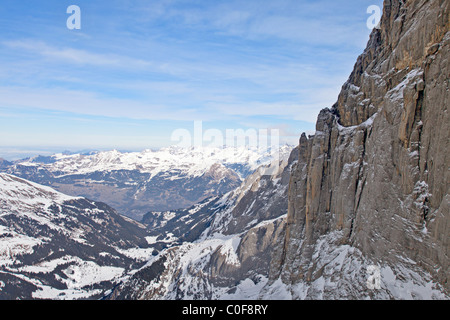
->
[0,0,383,160]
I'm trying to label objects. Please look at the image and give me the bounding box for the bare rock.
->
[268,0,449,299]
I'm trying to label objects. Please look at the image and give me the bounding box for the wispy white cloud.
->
[208,101,333,124]
[131,0,371,47]
[0,86,200,121]
[0,83,340,125]
[0,37,346,123]
[2,40,153,69]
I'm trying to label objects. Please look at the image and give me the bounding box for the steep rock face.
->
[266,0,449,299]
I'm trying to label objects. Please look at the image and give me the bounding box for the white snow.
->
[0,225,43,266]
[60,258,124,289]
[337,112,378,135]
[260,230,448,300]
[217,276,270,300]
[15,145,293,180]
[0,173,79,209]
[218,237,241,267]
[0,174,152,299]
[17,256,76,274]
[386,68,423,102]
[113,246,155,261]
[145,236,159,245]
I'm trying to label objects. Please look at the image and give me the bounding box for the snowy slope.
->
[0,173,78,213]
[0,173,153,299]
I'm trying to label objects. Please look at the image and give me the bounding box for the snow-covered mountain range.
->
[108,147,298,299]
[14,146,289,178]
[0,173,154,299]
[0,146,296,300]
[0,145,297,299]
[1,146,292,220]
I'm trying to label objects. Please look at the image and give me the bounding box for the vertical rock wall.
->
[268,0,449,298]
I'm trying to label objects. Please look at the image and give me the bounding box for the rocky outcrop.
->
[266,0,449,299]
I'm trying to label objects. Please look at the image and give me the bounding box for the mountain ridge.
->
[0,173,154,299]
[1,146,292,220]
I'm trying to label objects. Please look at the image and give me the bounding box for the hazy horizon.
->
[1,0,383,157]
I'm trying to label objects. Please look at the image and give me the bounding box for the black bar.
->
[0,299,445,319]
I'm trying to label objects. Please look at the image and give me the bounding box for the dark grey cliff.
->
[265,0,449,299]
